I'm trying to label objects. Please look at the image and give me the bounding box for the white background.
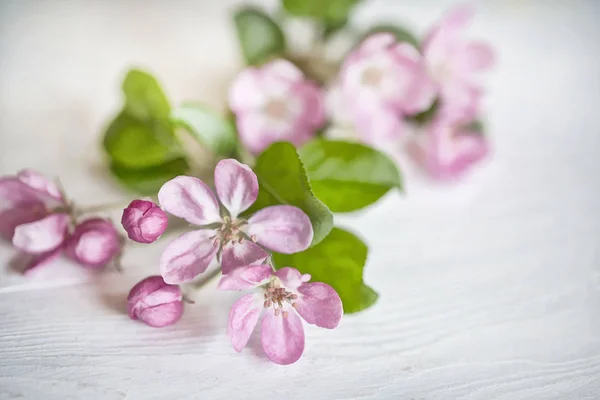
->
[1,0,599,399]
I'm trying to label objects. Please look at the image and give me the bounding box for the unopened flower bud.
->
[121,200,168,244]
[66,218,121,268]
[127,275,184,327]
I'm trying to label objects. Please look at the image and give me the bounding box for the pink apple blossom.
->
[121,199,168,244]
[158,159,313,284]
[423,4,495,121]
[219,265,342,365]
[229,59,325,154]
[65,218,122,268]
[329,33,435,144]
[407,115,488,180]
[127,275,184,328]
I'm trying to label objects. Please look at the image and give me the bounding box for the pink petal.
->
[137,302,184,328]
[247,205,313,253]
[295,282,343,329]
[12,213,68,254]
[465,41,495,71]
[158,176,222,226]
[127,275,170,318]
[261,305,305,365]
[0,202,46,241]
[263,59,303,82]
[228,69,265,113]
[359,33,396,55]
[22,247,63,275]
[353,101,405,144]
[228,293,262,352]
[275,267,308,291]
[296,82,325,128]
[127,276,183,327]
[160,230,219,284]
[236,113,280,155]
[214,159,258,218]
[441,4,474,31]
[218,264,273,290]
[0,178,44,211]
[17,169,62,201]
[221,240,269,274]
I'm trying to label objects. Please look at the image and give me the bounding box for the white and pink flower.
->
[158,159,314,284]
[422,4,495,121]
[127,275,184,328]
[229,59,325,155]
[219,265,342,365]
[65,218,122,268]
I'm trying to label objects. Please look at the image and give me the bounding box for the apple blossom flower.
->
[229,59,325,154]
[407,115,488,180]
[127,275,184,328]
[158,159,313,284]
[328,33,435,145]
[422,4,495,121]
[121,199,168,244]
[218,265,342,365]
[65,218,122,268]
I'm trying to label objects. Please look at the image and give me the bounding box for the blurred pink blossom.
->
[219,265,342,365]
[127,275,184,328]
[229,59,325,154]
[65,218,122,268]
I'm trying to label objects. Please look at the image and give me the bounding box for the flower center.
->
[361,66,383,87]
[263,279,298,318]
[264,99,289,120]
[214,216,249,246]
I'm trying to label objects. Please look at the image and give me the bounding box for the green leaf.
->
[122,69,171,120]
[299,139,402,212]
[282,0,361,27]
[363,24,420,49]
[170,103,237,157]
[234,7,286,66]
[273,227,378,313]
[103,112,183,169]
[245,142,333,245]
[109,157,189,195]
[464,120,485,135]
[408,98,439,125]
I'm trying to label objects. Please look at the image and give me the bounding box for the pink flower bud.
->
[121,200,168,244]
[127,275,184,327]
[66,218,121,268]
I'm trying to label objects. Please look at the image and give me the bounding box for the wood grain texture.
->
[1,0,600,399]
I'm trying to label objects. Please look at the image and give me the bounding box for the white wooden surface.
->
[1,0,600,399]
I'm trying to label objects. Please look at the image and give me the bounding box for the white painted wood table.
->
[1,0,599,399]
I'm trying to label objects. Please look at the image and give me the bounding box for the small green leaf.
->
[273,227,378,313]
[234,7,286,66]
[282,0,361,27]
[122,69,171,120]
[245,142,333,245]
[362,24,420,49]
[299,139,402,212]
[170,103,237,157]
[103,112,183,169]
[109,157,189,195]
[464,120,485,135]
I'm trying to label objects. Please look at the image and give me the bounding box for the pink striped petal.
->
[228,293,262,352]
[214,159,258,218]
[17,169,62,201]
[359,33,396,55]
[247,205,313,253]
[0,202,46,240]
[275,267,310,291]
[228,69,266,113]
[12,213,68,254]
[465,41,495,71]
[158,176,222,226]
[160,230,219,284]
[263,59,303,82]
[295,282,343,329]
[261,305,305,365]
[218,264,273,290]
[221,240,269,274]
[296,82,325,128]
[136,302,184,328]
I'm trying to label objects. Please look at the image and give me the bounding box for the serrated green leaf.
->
[109,157,189,195]
[299,139,402,212]
[103,112,183,169]
[234,7,286,66]
[170,103,237,157]
[273,227,378,313]
[122,69,171,120]
[362,24,420,49]
[245,142,333,245]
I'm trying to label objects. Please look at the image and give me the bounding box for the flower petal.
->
[22,247,63,275]
[17,169,62,201]
[261,305,305,365]
[263,59,303,82]
[228,68,266,113]
[214,159,258,218]
[12,213,68,254]
[158,176,222,226]
[137,302,184,328]
[247,205,313,253]
[296,82,325,128]
[295,282,343,329]
[275,267,308,291]
[464,41,495,72]
[0,202,46,240]
[359,33,396,55]
[160,230,219,284]
[228,293,262,352]
[221,240,269,274]
[218,264,273,290]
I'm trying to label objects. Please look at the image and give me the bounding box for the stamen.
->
[290,294,298,300]
[282,311,289,319]
[291,303,298,309]
[251,235,257,242]
[274,308,281,316]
